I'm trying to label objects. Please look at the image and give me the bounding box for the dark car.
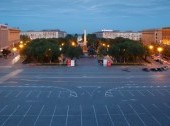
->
[150,68,158,72]
[142,68,150,72]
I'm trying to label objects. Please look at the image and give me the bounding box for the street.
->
[0,58,170,126]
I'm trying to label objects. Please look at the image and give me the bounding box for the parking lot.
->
[0,58,170,126]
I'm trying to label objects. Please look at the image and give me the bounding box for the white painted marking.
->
[49,106,57,126]
[118,91,124,97]
[66,105,69,126]
[0,69,23,84]
[78,86,101,97]
[156,90,165,96]
[17,105,32,126]
[15,91,23,97]
[80,105,82,126]
[163,103,170,109]
[47,91,52,98]
[93,105,99,126]
[152,104,170,120]
[4,91,13,98]
[137,90,145,96]
[141,104,161,126]
[129,104,146,126]
[0,105,8,114]
[146,90,155,96]
[1,105,20,126]
[36,91,41,98]
[58,91,62,98]
[128,91,135,97]
[117,105,130,126]
[105,105,114,126]
[34,105,45,126]
[26,91,32,98]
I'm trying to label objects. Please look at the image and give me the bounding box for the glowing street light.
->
[59,47,62,51]
[157,47,163,53]
[71,42,76,46]
[61,43,65,46]
[149,45,154,50]
[12,47,17,52]
[19,44,24,49]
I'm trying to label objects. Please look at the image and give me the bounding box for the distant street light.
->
[59,47,62,51]
[19,44,24,49]
[157,47,163,53]
[12,47,17,52]
[71,42,76,46]
[149,45,154,50]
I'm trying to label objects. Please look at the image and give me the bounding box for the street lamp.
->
[19,44,24,49]
[149,45,154,50]
[71,42,76,46]
[12,47,17,52]
[157,47,163,59]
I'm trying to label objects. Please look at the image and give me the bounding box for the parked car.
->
[142,68,150,72]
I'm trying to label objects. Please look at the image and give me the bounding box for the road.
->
[0,58,170,126]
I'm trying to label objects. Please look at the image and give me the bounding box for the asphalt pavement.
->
[0,58,170,126]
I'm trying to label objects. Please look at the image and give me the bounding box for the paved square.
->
[0,58,170,126]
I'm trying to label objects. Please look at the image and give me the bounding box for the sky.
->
[0,0,170,34]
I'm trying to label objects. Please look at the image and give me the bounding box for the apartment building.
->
[0,24,20,49]
[21,30,67,40]
[95,30,141,41]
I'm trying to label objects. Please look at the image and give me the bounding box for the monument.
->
[82,29,88,54]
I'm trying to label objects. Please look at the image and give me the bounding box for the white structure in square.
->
[21,30,67,40]
[95,30,141,41]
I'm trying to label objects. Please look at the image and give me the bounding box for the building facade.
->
[95,30,141,41]
[0,24,20,50]
[141,27,170,45]
[21,30,67,40]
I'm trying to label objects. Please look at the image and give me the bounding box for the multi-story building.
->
[141,27,170,45]
[0,24,20,50]
[21,30,67,40]
[95,30,141,41]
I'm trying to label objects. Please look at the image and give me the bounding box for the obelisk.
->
[83,29,88,53]
[83,29,87,46]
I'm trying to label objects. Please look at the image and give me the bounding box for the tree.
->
[21,38,60,63]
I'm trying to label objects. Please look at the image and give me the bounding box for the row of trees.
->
[20,34,151,64]
[20,37,83,63]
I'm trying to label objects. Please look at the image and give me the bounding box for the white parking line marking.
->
[141,104,161,126]
[105,105,114,126]
[93,105,99,126]
[1,105,20,126]
[117,105,130,126]
[18,105,32,126]
[146,90,155,96]
[4,91,13,98]
[129,104,146,126]
[33,105,45,126]
[128,91,135,97]
[163,103,170,109]
[80,105,83,126]
[66,105,69,126]
[47,91,52,98]
[152,104,170,120]
[137,91,145,96]
[49,106,57,126]
[36,91,41,98]
[0,69,23,84]
[118,91,124,97]
[15,91,23,97]
[0,105,8,114]
[156,90,165,96]
[26,91,32,98]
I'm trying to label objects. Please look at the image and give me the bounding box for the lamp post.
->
[157,47,163,60]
